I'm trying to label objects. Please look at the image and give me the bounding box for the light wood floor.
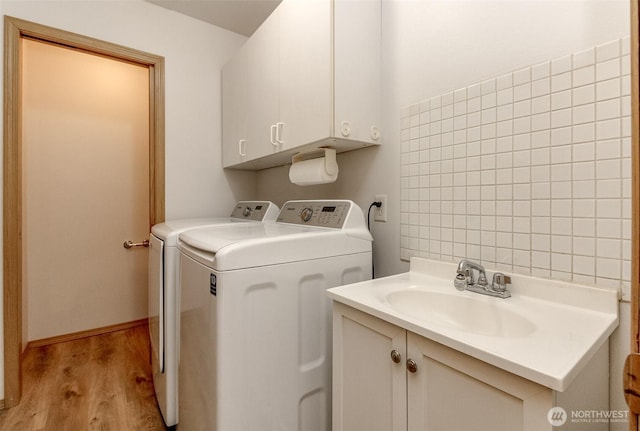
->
[0,325,166,430]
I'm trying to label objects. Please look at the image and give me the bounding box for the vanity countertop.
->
[327,258,619,391]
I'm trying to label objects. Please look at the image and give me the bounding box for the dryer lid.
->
[150,201,279,245]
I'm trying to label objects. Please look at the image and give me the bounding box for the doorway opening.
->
[3,16,165,407]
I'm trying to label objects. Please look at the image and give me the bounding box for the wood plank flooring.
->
[0,325,166,430]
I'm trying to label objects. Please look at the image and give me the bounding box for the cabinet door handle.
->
[406,359,417,373]
[390,350,401,364]
[270,124,278,146]
[238,139,246,156]
[275,122,284,145]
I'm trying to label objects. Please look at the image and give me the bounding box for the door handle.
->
[270,124,277,146]
[123,240,149,249]
[275,122,284,145]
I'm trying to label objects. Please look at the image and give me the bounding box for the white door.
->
[21,38,150,341]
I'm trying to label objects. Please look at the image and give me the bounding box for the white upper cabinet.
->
[222,0,381,170]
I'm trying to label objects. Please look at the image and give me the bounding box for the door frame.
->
[632,0,639,427]
[3,16,165,407]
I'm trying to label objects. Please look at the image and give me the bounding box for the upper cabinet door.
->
[222,45,248,167]
[246,9,280,160]
[333,0,381,144]
[278,0,332,151]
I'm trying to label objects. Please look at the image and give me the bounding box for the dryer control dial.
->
[300,207,314,222]
[242,206,252,217]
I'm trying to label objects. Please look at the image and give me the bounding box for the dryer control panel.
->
[230,201,278,221]
[277,201,351,228]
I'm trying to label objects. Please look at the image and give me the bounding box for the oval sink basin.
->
[386,289,535,337]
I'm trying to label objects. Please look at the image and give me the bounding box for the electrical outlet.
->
[374,194,387,222]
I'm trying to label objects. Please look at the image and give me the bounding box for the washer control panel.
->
[230,201,276,221]
[277,201,352,228]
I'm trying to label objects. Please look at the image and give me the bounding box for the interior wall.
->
[0,0,254,399]
[255,0,630,427]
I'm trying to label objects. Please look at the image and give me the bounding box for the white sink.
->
[327,257,619,391]
[385,288,535,337]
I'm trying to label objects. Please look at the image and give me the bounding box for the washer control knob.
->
[300,207,313,222]
[243,206,252,217]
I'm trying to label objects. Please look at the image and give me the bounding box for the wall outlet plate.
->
[374,194,387,222]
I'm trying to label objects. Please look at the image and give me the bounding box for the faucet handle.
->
[454,272,467,291]
[455,267,474,291]
[492,272,511,292]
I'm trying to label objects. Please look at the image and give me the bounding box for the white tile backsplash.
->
[400,37,631,293]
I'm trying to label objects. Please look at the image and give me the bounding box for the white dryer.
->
[176,200,372,431]
[148,201,279,427]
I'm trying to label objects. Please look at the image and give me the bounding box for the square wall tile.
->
[399,37,631,292]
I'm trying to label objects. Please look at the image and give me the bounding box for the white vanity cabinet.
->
[333,302,610,431]
[222,0,381,169]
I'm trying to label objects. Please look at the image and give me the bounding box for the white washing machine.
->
[148,201,279,427]
[176,200,372,431]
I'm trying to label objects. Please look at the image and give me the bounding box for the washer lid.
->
[177,222,372,270]
[178,223,314,252]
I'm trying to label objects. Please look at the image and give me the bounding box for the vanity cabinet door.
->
[406,332,552,431]
[332,303,407,431]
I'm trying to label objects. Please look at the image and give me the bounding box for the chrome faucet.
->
[454,259,511,299]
